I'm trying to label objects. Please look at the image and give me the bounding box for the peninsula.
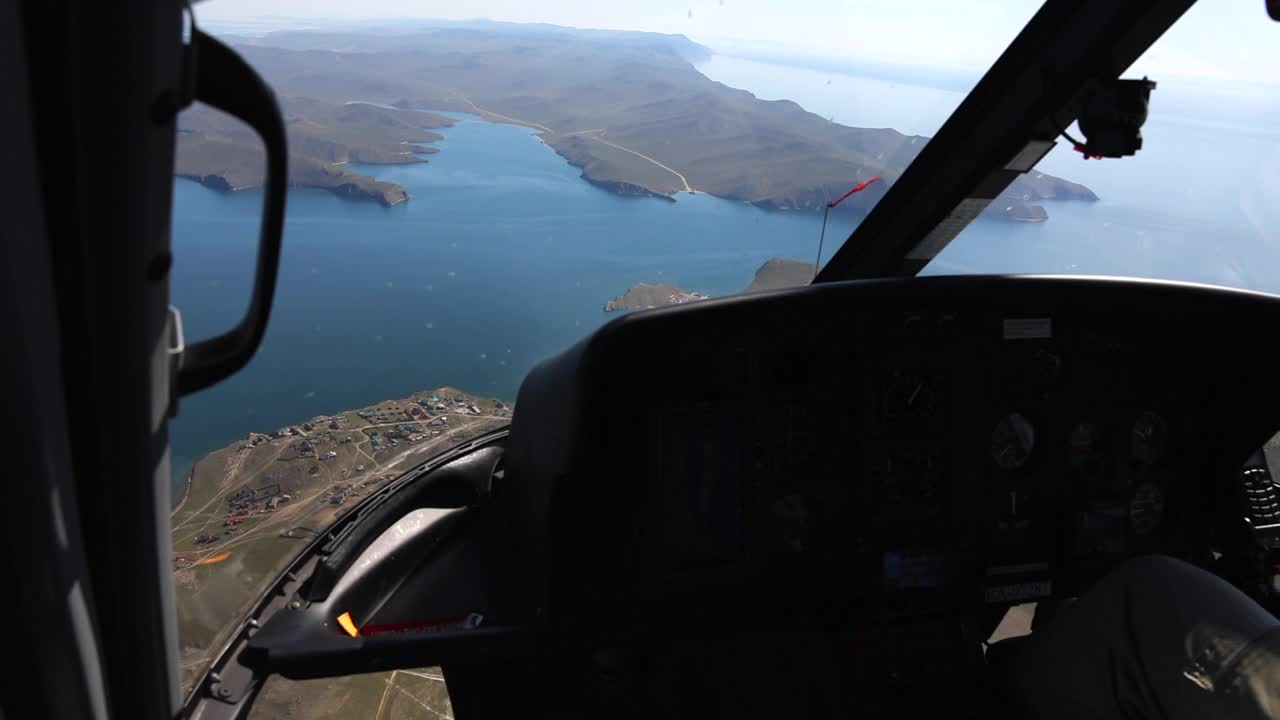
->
[744,258,816,292]
[176,98,454,206]
[175,22,1096,219]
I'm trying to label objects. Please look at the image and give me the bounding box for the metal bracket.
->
[167,304,185,418]
[187,556,317,719]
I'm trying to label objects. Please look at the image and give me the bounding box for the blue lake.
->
[171,59,1280,494]
[170,113,852,488]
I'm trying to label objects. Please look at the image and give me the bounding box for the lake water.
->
[170,57,1280,494]
[169,112,853,488]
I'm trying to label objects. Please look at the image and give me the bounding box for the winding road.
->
[587,132,693,193]
[453,92,553,133]
[453,92,694,193]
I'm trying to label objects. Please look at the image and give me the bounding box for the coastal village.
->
[173,388,512,565]
[169,387,511,692]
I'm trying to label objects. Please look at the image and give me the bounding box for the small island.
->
[604,282,708,311]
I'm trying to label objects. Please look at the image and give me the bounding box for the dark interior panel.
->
[481,275,1280,717]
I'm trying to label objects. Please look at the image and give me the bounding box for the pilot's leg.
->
[998,555,1280,720]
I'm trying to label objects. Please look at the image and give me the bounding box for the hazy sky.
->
[196,0,1280,85]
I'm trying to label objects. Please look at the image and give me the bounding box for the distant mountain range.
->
[175,22,1096,219]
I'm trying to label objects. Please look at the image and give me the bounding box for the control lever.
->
[1235,450,1280,614]
[1241,450,1280,540]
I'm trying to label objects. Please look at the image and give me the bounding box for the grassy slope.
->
[249,668,453,720]
[549,134,685,196]
[744,258,816,292]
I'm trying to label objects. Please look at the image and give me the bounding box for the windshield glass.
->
[168,0,1277,708]
[926,1,1280,288]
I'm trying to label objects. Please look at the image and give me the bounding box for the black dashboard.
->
[232,275,1280,720]
[493,275,1280,714]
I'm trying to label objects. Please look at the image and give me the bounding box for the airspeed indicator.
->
[1131,411,1169,465]
[992,412,1035,470]
[1130,482,1165,535]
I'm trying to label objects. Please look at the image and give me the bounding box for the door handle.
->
[173,27,287,397]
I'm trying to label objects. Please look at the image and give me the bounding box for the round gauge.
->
[882,371,938,422]
[915,453,941,502]
[991,412,1035,470]
[1067,422,1100,470]
[872,453,906,504]
[1129,482,1165,535]
[1131,411,1169,465]
[768,494,808,553]
[780,403,816,465]
[1032,349,1063,384]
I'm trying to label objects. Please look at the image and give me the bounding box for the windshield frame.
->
[815,0,1195,283]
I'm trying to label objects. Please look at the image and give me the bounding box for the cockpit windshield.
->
[167,0,1280,712]
[928,0,1280,290]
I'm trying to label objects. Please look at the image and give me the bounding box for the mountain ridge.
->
[175,24,1096,221]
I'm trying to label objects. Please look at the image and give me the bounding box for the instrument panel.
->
[509,276,1279,634]
[634,307,1205,620]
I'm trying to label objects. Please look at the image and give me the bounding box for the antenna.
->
[814,176,881,278]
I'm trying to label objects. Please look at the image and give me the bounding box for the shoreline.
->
[171,387,517,499]
[171,460,196,515]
